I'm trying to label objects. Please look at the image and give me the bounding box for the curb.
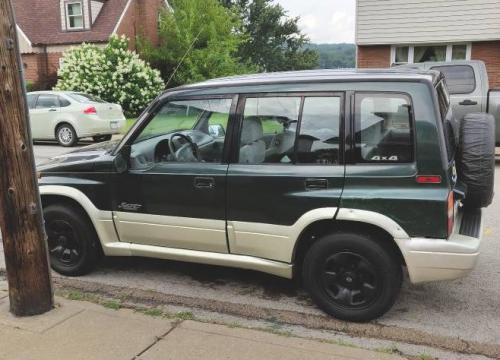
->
[41,275,499,359]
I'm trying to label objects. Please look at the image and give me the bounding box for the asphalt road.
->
[11,143,500,352]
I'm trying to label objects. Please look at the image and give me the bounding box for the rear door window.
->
[354,93,413,163]
[431,65,476,94]
[236,95,342,165]
[36,94,59,109]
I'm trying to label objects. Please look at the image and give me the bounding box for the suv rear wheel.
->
[302,232,402,322]
[44,204,100,276]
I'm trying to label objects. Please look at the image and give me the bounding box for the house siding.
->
[357,45,391,68]
[356,0,500,45]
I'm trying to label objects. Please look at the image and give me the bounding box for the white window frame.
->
[391,43,471,65]
[65,1,84,30]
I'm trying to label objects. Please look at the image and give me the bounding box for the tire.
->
[56,124,78,147]
[93,135,112,143]
[457,113,495,209]
[44,204,100,276]
[302,232,402,322]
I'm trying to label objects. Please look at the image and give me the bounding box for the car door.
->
[226,93,346,263]
[112,96,235,253]
[30,94,60,139]
[430,65,481,120]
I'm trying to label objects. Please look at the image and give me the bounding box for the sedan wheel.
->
[57,124,77,147]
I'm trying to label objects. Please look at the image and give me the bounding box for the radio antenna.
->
[165,26,204,89]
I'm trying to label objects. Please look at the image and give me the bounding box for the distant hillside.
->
[306,43,356,69]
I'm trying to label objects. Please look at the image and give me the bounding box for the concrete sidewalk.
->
[0,295,403,360]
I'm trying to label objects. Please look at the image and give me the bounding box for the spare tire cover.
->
[456,113,495,208]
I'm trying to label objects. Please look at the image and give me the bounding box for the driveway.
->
[3,144,500,354]
[33,141,87,164]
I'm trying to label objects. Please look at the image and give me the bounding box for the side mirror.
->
[114,145,131,173]
[208,124,225,137]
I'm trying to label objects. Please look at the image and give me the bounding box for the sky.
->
[274,0,356,44]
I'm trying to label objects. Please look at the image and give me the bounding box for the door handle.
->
[48,108,57,112]
[305,178,328,191]
[194,176,215,189]
[459,100,478,106]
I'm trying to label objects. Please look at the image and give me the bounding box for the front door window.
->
[130,98,232,169]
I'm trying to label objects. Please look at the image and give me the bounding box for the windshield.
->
[68,93,107,103]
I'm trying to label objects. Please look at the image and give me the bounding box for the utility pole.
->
[0,0,54,316]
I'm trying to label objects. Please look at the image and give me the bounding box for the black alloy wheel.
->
[322,251,379,309]
[47,219,84,268]
[302,231,402,322]
[44,204,100,276]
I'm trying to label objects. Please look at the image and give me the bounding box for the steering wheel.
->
[168,133,200,161]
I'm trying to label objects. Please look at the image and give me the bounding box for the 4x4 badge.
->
[117,202,143,212]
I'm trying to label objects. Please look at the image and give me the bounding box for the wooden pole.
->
[0,0,54,316]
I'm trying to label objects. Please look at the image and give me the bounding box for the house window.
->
[414,45,447,62]
[392,44,470,65]
[66,1,84,30]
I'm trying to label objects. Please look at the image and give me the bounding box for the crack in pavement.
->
[131,320,183,360]
[49,276,500,359]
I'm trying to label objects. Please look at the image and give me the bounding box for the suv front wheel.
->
[44,204,101,276]
[302,232,402,322]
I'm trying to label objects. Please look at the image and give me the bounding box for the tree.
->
[305,43,356,69]
[140,0,255,88]
[222,0,319,71]
[55,36,164,117]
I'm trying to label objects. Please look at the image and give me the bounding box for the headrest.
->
[241,117,264,145]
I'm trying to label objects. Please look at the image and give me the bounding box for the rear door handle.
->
[194,176,215,189]
[48,108,57,112]
[459,100,478,106]
[305,178,328,191]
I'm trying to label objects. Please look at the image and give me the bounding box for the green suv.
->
[38,69,495,322]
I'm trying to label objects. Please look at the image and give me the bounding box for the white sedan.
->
[27,91,126,147]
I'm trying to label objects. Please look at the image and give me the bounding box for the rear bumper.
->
[400,208,483,283]
[78,118,126,138]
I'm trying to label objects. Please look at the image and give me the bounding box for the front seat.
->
[239,117,266,163]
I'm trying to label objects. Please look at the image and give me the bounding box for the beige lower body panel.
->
[113,212,228,254]
[103,242,292,278]
[397,232,482,283]
[227,207,338,263]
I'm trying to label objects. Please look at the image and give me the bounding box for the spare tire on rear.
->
[456,113,495,209]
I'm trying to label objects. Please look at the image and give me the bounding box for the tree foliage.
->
[222,0,319,71]
[140,0,255,88]
[55,35,164,116]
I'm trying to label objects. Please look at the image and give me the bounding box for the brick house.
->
[14,0,170,89]
[355,0,500,88]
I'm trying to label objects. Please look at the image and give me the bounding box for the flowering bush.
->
[55,35,164,117]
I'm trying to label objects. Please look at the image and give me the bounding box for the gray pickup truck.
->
[399,60,500,145]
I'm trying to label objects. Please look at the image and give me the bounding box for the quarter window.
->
[59,96,71,107]
[431,65,476,94]
[66,2,84,30]
[354,93,413,163]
